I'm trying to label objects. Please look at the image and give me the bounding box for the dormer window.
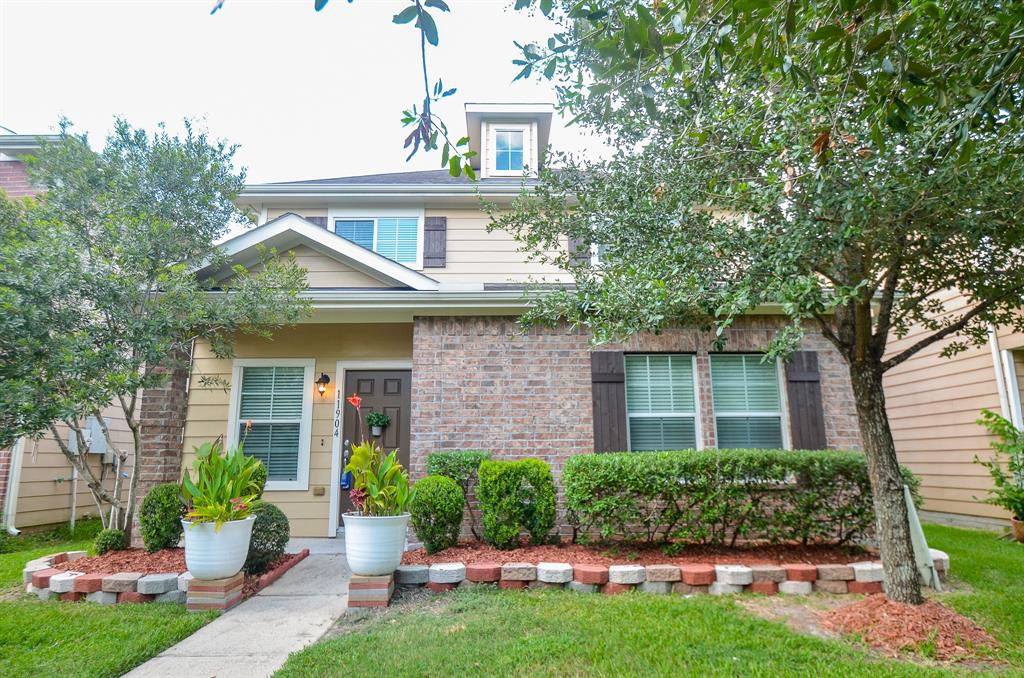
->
[495,130,525,172]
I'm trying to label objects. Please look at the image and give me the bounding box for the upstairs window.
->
[334,217,419,265]
[625,354,698,450]
[495,130,524,172]
[710,354,784,448]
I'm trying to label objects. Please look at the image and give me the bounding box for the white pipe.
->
[987,324,1012,419]
[1002,348,1024,429]
[70,464,78,534]
[3,438,24,535]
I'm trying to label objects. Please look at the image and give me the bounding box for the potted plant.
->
[976,409,1024,542]
[365,411,391,437]
[180,439,264,579]
[342,394,414,575]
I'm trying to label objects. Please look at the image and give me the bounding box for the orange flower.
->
[346,394,362,409]
[245,420,253,431]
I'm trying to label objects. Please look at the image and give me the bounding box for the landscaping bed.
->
[402,539,877,567]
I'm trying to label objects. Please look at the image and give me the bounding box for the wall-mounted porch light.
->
[315,373,331,397]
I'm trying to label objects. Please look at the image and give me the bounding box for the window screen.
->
[625,354,697,450]
[710,354,784,448]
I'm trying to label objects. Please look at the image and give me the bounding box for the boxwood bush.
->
[93,528,127,555]
[139,483,185,552]
[245,503,290,574]
[477,458,556,550]
[426,450,490,538]
[563,449,921,546]
[410,475,465,554]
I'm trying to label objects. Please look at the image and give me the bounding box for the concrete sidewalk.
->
[125,539,349,678]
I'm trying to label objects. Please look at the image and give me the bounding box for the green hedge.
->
[245,503,290,574]
[426,450,490,539]
[139,483,185,553]
[410,475,465,554]
[563,449,921,546]
[477,459,556,550]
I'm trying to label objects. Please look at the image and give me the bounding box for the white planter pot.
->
[370,425,383,437]
[342,512,409,576]
[181,515,256,580]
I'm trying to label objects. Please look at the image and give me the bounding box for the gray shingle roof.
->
[269,169,536,186]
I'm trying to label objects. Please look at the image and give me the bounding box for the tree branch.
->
[881,300,995,372]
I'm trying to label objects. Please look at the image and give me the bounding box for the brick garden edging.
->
[22,549,311,609]
[392,549,950,598]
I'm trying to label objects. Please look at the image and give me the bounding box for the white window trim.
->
[327,206,425,270]
[328,359,414,537]
[227,358,315,492]
[709,354,790,450]
[624,354,702,451]
[484,121,537,178]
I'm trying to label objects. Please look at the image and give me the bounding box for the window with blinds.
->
[334,217,419,265]
[625,354,698,450]
[237,366,306,481]
[710,354,784,448]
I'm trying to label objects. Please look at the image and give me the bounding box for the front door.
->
[340,370,412,516]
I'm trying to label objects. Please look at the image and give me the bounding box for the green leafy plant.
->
[181,440,264,530]
[251,462,268,499]
[139,483,186,552]
[410,475,464,554]
[365,411,391,429]
[563,449,920,547]
[426,450,490,539]
[344,440,414,516]
[93,528,127,555]
[476,458,556,550]
[976,409,1024,521]
[244,503,290,574]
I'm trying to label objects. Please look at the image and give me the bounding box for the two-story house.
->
[134,103,863,538]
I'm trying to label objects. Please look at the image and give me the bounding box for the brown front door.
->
[340,370,412,515]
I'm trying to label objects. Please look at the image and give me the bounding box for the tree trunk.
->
[848,358,923,605]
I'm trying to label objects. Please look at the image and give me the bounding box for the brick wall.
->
[411,314,861,480]
[0,160,37,198]
[131,364,191,546]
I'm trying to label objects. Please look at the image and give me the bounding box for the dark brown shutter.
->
[423,216,447,268]
[305,216,328,229]
[568,236,591,267]
[785,351,828,449]
[591,351,629,452]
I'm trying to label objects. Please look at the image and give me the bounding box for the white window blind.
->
[237,366,305,481]
[333,217,418,265]
[710,354,784,448]
[625,354,697,450]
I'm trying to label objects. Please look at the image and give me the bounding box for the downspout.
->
[987,324,1012,419]
[3,438,25,535]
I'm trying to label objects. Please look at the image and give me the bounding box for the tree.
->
[494,1,1024,604]
[0,120,310,533]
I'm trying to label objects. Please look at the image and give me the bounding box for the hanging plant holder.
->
[365,412,391,439]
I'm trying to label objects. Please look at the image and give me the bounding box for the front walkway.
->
[126,538,349,678]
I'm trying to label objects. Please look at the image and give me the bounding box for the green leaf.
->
[864,29,890,54]
[424,0,450,11]
[807,24,844,42]
[417,9,439,46]
[392,5,417,24]
[544,59,558,79]
[449,156,461,177]
[540,0,553,16]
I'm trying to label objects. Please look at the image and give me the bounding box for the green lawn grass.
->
[923,523,1024,667]
[0,524,215,678]
[277,524,1021,678]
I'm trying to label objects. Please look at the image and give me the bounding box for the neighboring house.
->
[0,135,135,533]
[130,103,863,538]
[886,289,1021,529]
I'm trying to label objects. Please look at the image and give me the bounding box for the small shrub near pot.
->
[93,528,127,555]
[244,503,290,574]
[410,475,464,554]
[477,458,556,550]
[976,409,1024,541]
[427,450,490,538]
[139,482,186,552]
[251,461,268,499]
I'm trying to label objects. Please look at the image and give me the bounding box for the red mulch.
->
[54,548,186,574]
[821,594,997,661]
[242,553,299,598]
[401,539,874,567]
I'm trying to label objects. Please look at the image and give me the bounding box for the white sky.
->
[0,0,602,183]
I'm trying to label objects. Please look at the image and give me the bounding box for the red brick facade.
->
[0,160,37,198]
[410,315,862,481]
[131,365,191,546]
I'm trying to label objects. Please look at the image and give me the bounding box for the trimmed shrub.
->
[251,460,268,499]
[427,450,490,538]
[245,502,290,574]
[563,449,921,546]
[139,483,186,552]
[410,475,465,554]
[477,458,556,550]
[93,528,127,555]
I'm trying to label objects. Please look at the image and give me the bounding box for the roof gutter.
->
[239,183,530,199]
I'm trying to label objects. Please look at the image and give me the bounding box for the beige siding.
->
[9,402,134,529]
[884,289,1022,522]
[183,324,413,537]
[252,244,390,289]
